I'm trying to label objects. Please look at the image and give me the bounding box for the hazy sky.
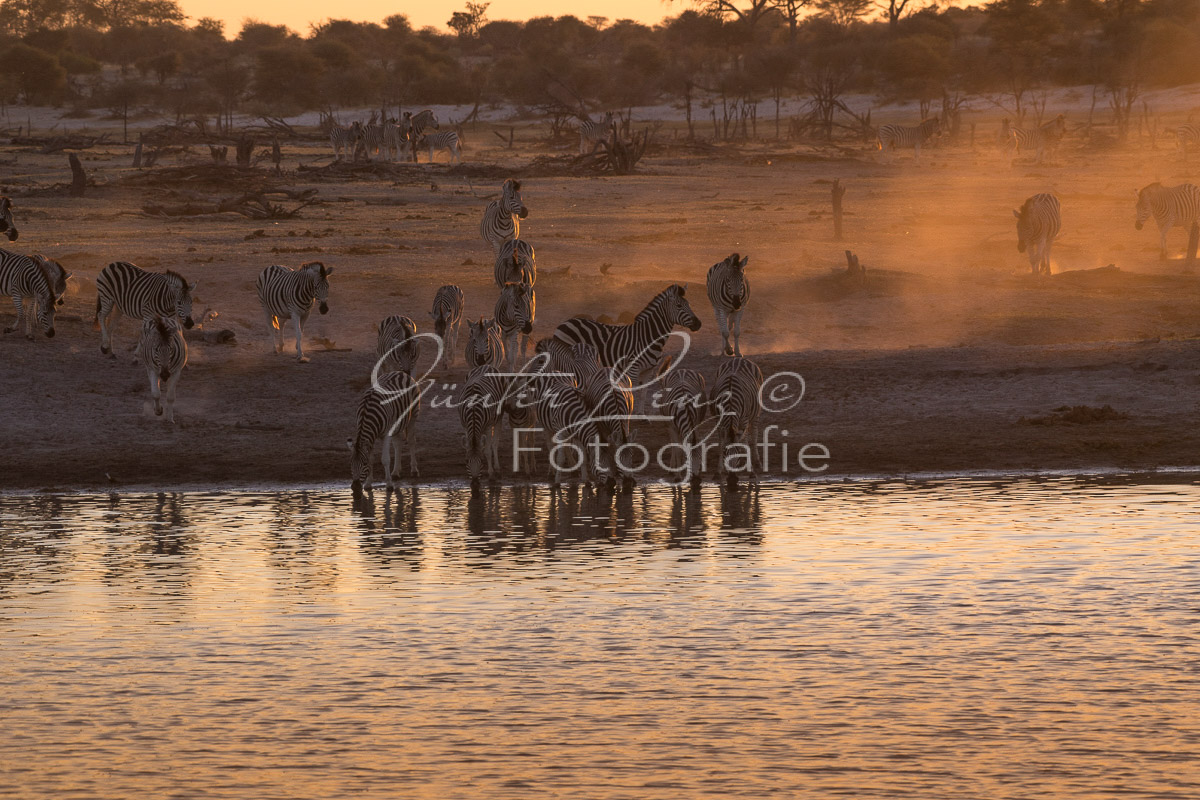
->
[181,0,677,36]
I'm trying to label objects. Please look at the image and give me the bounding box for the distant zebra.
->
[480,179,528,252]
[1135,182,1200,259]
[419,131,461,164]
[572,342,633,485]
[377,315,421,375]
[1013,193,1061,276]
[535,376,605,486]
[255,261,332,363]
[578,111,614,155]
[1175,124,1200,160]
[94,261,195,355]
[348,371,422,495]
[494,282,535,369]
[494,239,536,288]
[706,252,750,356]
[430,284,464,366]
[0,196,17,242]
[1009,114,1066,163]
[403,109,439,160]
[0,248,57,339]
[138,317,187,423]
[876,117,940,161]
[359,123,388,161]
[710,356,765,482]
[552,284,702,409]
[661,366,708,484]
[329,121,362,161]
[384,118,408,160]
[458,366,503,484]
[465,317,505,368]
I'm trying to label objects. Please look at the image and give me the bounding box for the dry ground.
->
[3,115,1200,491]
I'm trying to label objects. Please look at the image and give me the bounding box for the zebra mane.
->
[162,269,189,295]
[154,316,172,339]
[635,284,682,324]
[30,254,54,299]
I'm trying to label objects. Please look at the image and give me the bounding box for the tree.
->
[448,2,489,39]
[0,44,67,103]
[817,0,874,28]
[881,0,918,29]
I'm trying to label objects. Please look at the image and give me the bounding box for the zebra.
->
[709,356,764,483]
[535,375,605,486]
[377,315,421,375]
[465,316,505,368]
[1013,193,1061,276]
[94,261,195,355]
[578,111,614,155]
[348,371,422,495]
[1175,123,1200,160]
[419,130,461,164]
[660,366,708,484]
[876,117,940,161]
[0,196,17,242]
[457,366,504,485]
[494,239,536,288]
[494,282,535,369]
[552,284,702,409]
[255,261,332,363]
[402,109,439,161]
[0,248,57,339]
[329,120,362,161]
[532,336,577,378]
[137,317,187,423]
[430,284,464,367]
[359,122,388,161]
[1009,114,1066,163]
[1135,182,1200,260]
[34,254,70,306]
[384,118,408,161]
[572,342,634,485]
[480,179,528,252]
[706,252,750,356]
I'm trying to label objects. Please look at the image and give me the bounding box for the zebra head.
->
[466,317,494,367]
[349,438,373,496]
[32,266,56,338]
[164,270,196,329]
[506,282,535,336]
[1134,183,1161,230]
[0,197,16,242]
[669,284,702,332]
[502,179,528,220]
[150,317,175,381]
[303,261,332,314]
[1013,201,1033,253]
[722,253,750,310]
[32,255,71,306]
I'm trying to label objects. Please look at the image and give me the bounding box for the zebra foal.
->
[0,248,57,339]
[1135,182,1200,260]
[138,317,187,423]
[94,261,195,355]
[480,179,528,252]
[255,261,332,363]
[706,252,750,356]
[430,284,465,367]
[1013,193,1061,276]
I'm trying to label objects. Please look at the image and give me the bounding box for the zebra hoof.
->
[297,356,310,364]
[3,326,13,334]
[100,345,110,355]
[723,344,734,356]
[155,406,163,416]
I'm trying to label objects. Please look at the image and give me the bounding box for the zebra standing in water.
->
[1135,182,1200,259]
[458,366,504,485]
[706,253,750,356]
[1175,124,1200,160]
[480,179,528,253]
[465,317,505,368]
[1013,193,1062,276]
[578,111,614,154]
[418,130,461,164]
[709,356,765,484]
[876,117,940,161]
[255,261,332,363]
[0,249,57,339]
[138,317,187,423]
[94,261,195,355]
[494,239,536,287]
[535,374,605,487]
[348,371,422,495]
[0,196,18,242]
[494,282,535,369]
[552,284,702,410]
[661,365,708,486]
[329,120,362,161]
[572,342,634,486]
[1009,114,1066,163]
[430,284,464,367]
[377,315,421,375]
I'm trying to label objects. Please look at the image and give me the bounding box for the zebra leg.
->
[382,434,395,490]
[5,294,21,335]
[294,314,309,363]
[1160,222,1171,260]
[164,369,181,424]
[505,332,517,370]
[100,305,120,356]
[407,419,419,478]
[732,308,744,357]
[146,364,163,417]
[262,308,281,354]
[714,306,732,356]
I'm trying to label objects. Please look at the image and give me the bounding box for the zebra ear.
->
[1012,209,1021,219]
[189,281,198,292]
[738,255,749,268]
[323,267,334,277]
[345,438,354,452]
[65,272,73,279]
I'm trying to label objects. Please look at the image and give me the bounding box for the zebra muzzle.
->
[518,207,528,219]
[45,327,55,338]
[183,317,195,329]
[522,322,533,335]
[1135,221,1144,230]
[319,302,329,315]
[160,368,171,380]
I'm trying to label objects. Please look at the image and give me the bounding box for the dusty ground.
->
[3,110,1200,491]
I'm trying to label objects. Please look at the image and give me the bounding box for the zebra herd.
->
[327,109,460,164]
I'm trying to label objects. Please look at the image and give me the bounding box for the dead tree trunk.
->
[271,137,282,175]
[132,134,143,168]
[68,153,86,197]
[844,250,865,287]
[235,135,254,169]
[832,179,845,242]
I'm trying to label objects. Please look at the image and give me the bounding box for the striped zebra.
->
[1009,114,1066,163]
[359,122,388,161]
[494,282,535,369]
[535,376,605,486]
[34,255,70,306]
[94,261,195,355]
[706,252,750,356]
[1175,123,1200,160]
[465,317,505,368]
[384,118,408,161]
[458,366,504,484]
[419,130,461,164]
[329,120,362,161]
[1013,193,1061,276]
[1135,182,1200,259]
[402,109,439,161]
[578,111,614,155]
[552,284,702,409]
[348,371,422,495]
[377,315,421,375]
[661,366,708,484]
[876,117,940,161]
[710,356,765,482]
[532,336,577,378]
[572,342,634,485]
[480,179,528,252]
[430,284,464,367]
[137,317,187,423]
[255,261,332,363]
[0,196,17,242]
[0,248,57,339]
[494,239,536,288]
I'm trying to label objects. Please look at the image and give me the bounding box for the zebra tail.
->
[93,293,101,329]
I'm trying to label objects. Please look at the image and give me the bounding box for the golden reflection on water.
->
[2,478,1199,799]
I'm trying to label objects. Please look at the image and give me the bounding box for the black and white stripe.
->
[535,376,605,486]
[532,336,576,378]
[377,315,420,375]
[419,130,461,164]
[384,118,408,160]
[430,284,464,367]
[34,255,70,306]
[1009,114,1065,163]
[1013,193,1061,276]
[661,366,708,482]
[705,252,750,357]
[94,261,195,355]
[578,111,614,154]
[1175,124,1200,159]
[1135,182,1200,259]
[0,248,56,339]
[458,365,503,484]
[710,356,764,481]
[0,196,18,242]
[349,371,422,494]
[876,117,940,161]
[138,316,187,423]
[480,179,528,252]
[405,109,438,140]
[571,342,633,482]
[255,261,332,363]
[494,282,535,369]
[465,316,505,369]
[494,239,536,288]
[329,121,362,161]
[359,122,388,161]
